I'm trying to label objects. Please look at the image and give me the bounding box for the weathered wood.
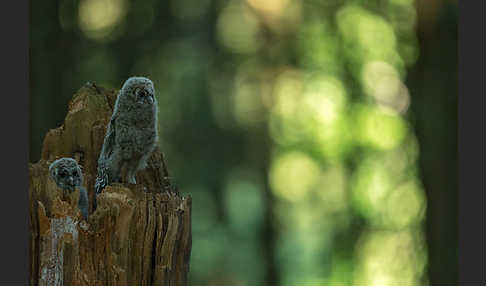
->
[29,83,192,286]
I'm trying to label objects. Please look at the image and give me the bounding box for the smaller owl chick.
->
[95,76,158,195]
[49,158,89,220]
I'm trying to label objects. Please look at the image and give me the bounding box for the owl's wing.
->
[95,114,117,196]
[100,114,117,160]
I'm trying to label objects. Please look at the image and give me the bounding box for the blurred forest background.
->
[29,0,457,285]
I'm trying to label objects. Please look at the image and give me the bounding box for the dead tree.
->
[29,83,192,286]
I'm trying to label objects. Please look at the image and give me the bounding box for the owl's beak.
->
[69,177,74,186]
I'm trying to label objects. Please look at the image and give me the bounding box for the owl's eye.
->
[59,171,66,178]
[73,170,78,177]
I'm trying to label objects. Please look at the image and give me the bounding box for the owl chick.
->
[95,76,158,195]
[49,158,89,220]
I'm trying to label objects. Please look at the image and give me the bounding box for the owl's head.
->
[49,158,83,192]
[120,76,156,105]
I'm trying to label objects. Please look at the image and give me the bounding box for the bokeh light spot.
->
[362,61,411,114]
[217,1,262,54]
[270,72,353,160]
[232,61,267,128]
[385,181,426,228]
[354,230,427,286]
[351,156,393,222]
[355,104,408,150]
[337,5,400,69]
[270,151,321,202]
[297,20,340,72]
[315,165,348,214]
[302,76,348,125]
[269,69,306,145]
[78,0,126,41]
[246,0,289,15]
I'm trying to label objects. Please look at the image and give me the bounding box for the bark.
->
[29,83,192,286]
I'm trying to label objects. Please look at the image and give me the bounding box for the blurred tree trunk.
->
[408,1,458,286]
[29,83,192,286]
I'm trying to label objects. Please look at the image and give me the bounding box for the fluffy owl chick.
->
[49,158,89,220]
[95,76,158,195]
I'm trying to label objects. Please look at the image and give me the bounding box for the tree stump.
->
[28,83,192,286]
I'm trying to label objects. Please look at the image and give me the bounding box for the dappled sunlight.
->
[385,181,426,229]
[217,1,262,54]
[302,76,348,125]
[233,75,265,126]
[354,230,427,286]
[286,201,331,234]
[315,165,349,214]
[245,0,302,34]
[246,0,289,15]
[350,146,424,229]
[354,104,408,150]
[381,146,411,179]
[388,0,419,66]
[351,155,395,223]
[269,69,305,145]
[270,151,321,202]
[361,61,411,114]
[78,0,126,41]
[269,71,353,160]
[300,76,353,161]
[337,5,403,74]
[232,60,269,128]
[271,158,352,286]
[297,20,341,73]
[313,116,354,162]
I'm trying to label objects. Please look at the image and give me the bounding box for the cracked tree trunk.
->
[29,83,192,286]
